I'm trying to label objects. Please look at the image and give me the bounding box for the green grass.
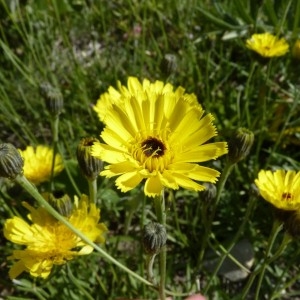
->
[1,0,300,299]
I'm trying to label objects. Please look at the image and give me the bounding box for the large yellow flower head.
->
[19,145,64,185]
[92,77,228,197]
[246,33,289,57]
[4,194,107,279]
[255,170,300,210]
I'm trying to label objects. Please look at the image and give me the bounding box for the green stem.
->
[154,192,167,300]
[270,245,300,300]
[241,220,283,299]
[50,114,81,196]
[243,61,257,128]
[215,161,234,207]
[14,174,153,288]
[265,90,299,166]
[203,196,256,293]
[146,254,157,284]
[198,161,235,266]
[51,115,59,144]
[292,0,300,38]
[276,0,292,34]
[57,143,81,196]
[208,235,251,273]
[140,194,146,297]
[50,115,59,191]
[88,178,97,204]
[254,60,273,169]
[254,232,291,300]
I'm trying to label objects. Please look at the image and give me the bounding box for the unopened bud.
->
[201,183,217,203]
[47,190,73,217]
[40,82,64,116]
[228,128,254,164]
[0,143,24,179]
[77,137,103,181]
[143,222,167,255]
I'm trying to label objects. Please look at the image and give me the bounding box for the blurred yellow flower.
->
[92,77,228,197]
[246,33,289,57]
[4,194,107,279]
[19,145,64,185]
[255,170,300,210]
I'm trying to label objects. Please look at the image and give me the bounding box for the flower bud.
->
[0,143,24,179]
[77,137,103,181]
[46,190,73,217]
[201,183,217,203]
[228,127,254,164]
[40,82,64,116]
[143,222,167,255]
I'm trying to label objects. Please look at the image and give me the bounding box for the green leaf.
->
[197,6,241,30]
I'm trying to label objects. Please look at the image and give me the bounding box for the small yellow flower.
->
[19,145,64,185]
[246,33,289,57]
[4,194,107,279]
[255,170,300,210]
[92,77,228,197]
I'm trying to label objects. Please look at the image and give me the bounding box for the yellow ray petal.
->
[144,176,164,197]
[170,163,220,182]
[115,171,144,192]
[176,142,228,163]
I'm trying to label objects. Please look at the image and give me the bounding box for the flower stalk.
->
[254,231,291,300]
[88,178,98,204]
[198,160,234,267]
[199,127,254,268]
[203,195,257,293]
[254,61,273,168]
[154,193,167,300]
[241,220,286,299]
[50,114,60,191]
[41,83,63,190]
[146,254,157,284]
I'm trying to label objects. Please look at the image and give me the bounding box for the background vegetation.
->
[0,0,300,299]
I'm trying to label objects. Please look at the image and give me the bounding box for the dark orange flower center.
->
[141,137,166,157]
[282,192,292,201]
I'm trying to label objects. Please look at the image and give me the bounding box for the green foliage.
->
[1,0,300,299]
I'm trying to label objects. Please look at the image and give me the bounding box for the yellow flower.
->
[255,170,300,210]
[246,33,289,57]
[19,145,64,185]
[4,194,107,279]
[92,77,228,197]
